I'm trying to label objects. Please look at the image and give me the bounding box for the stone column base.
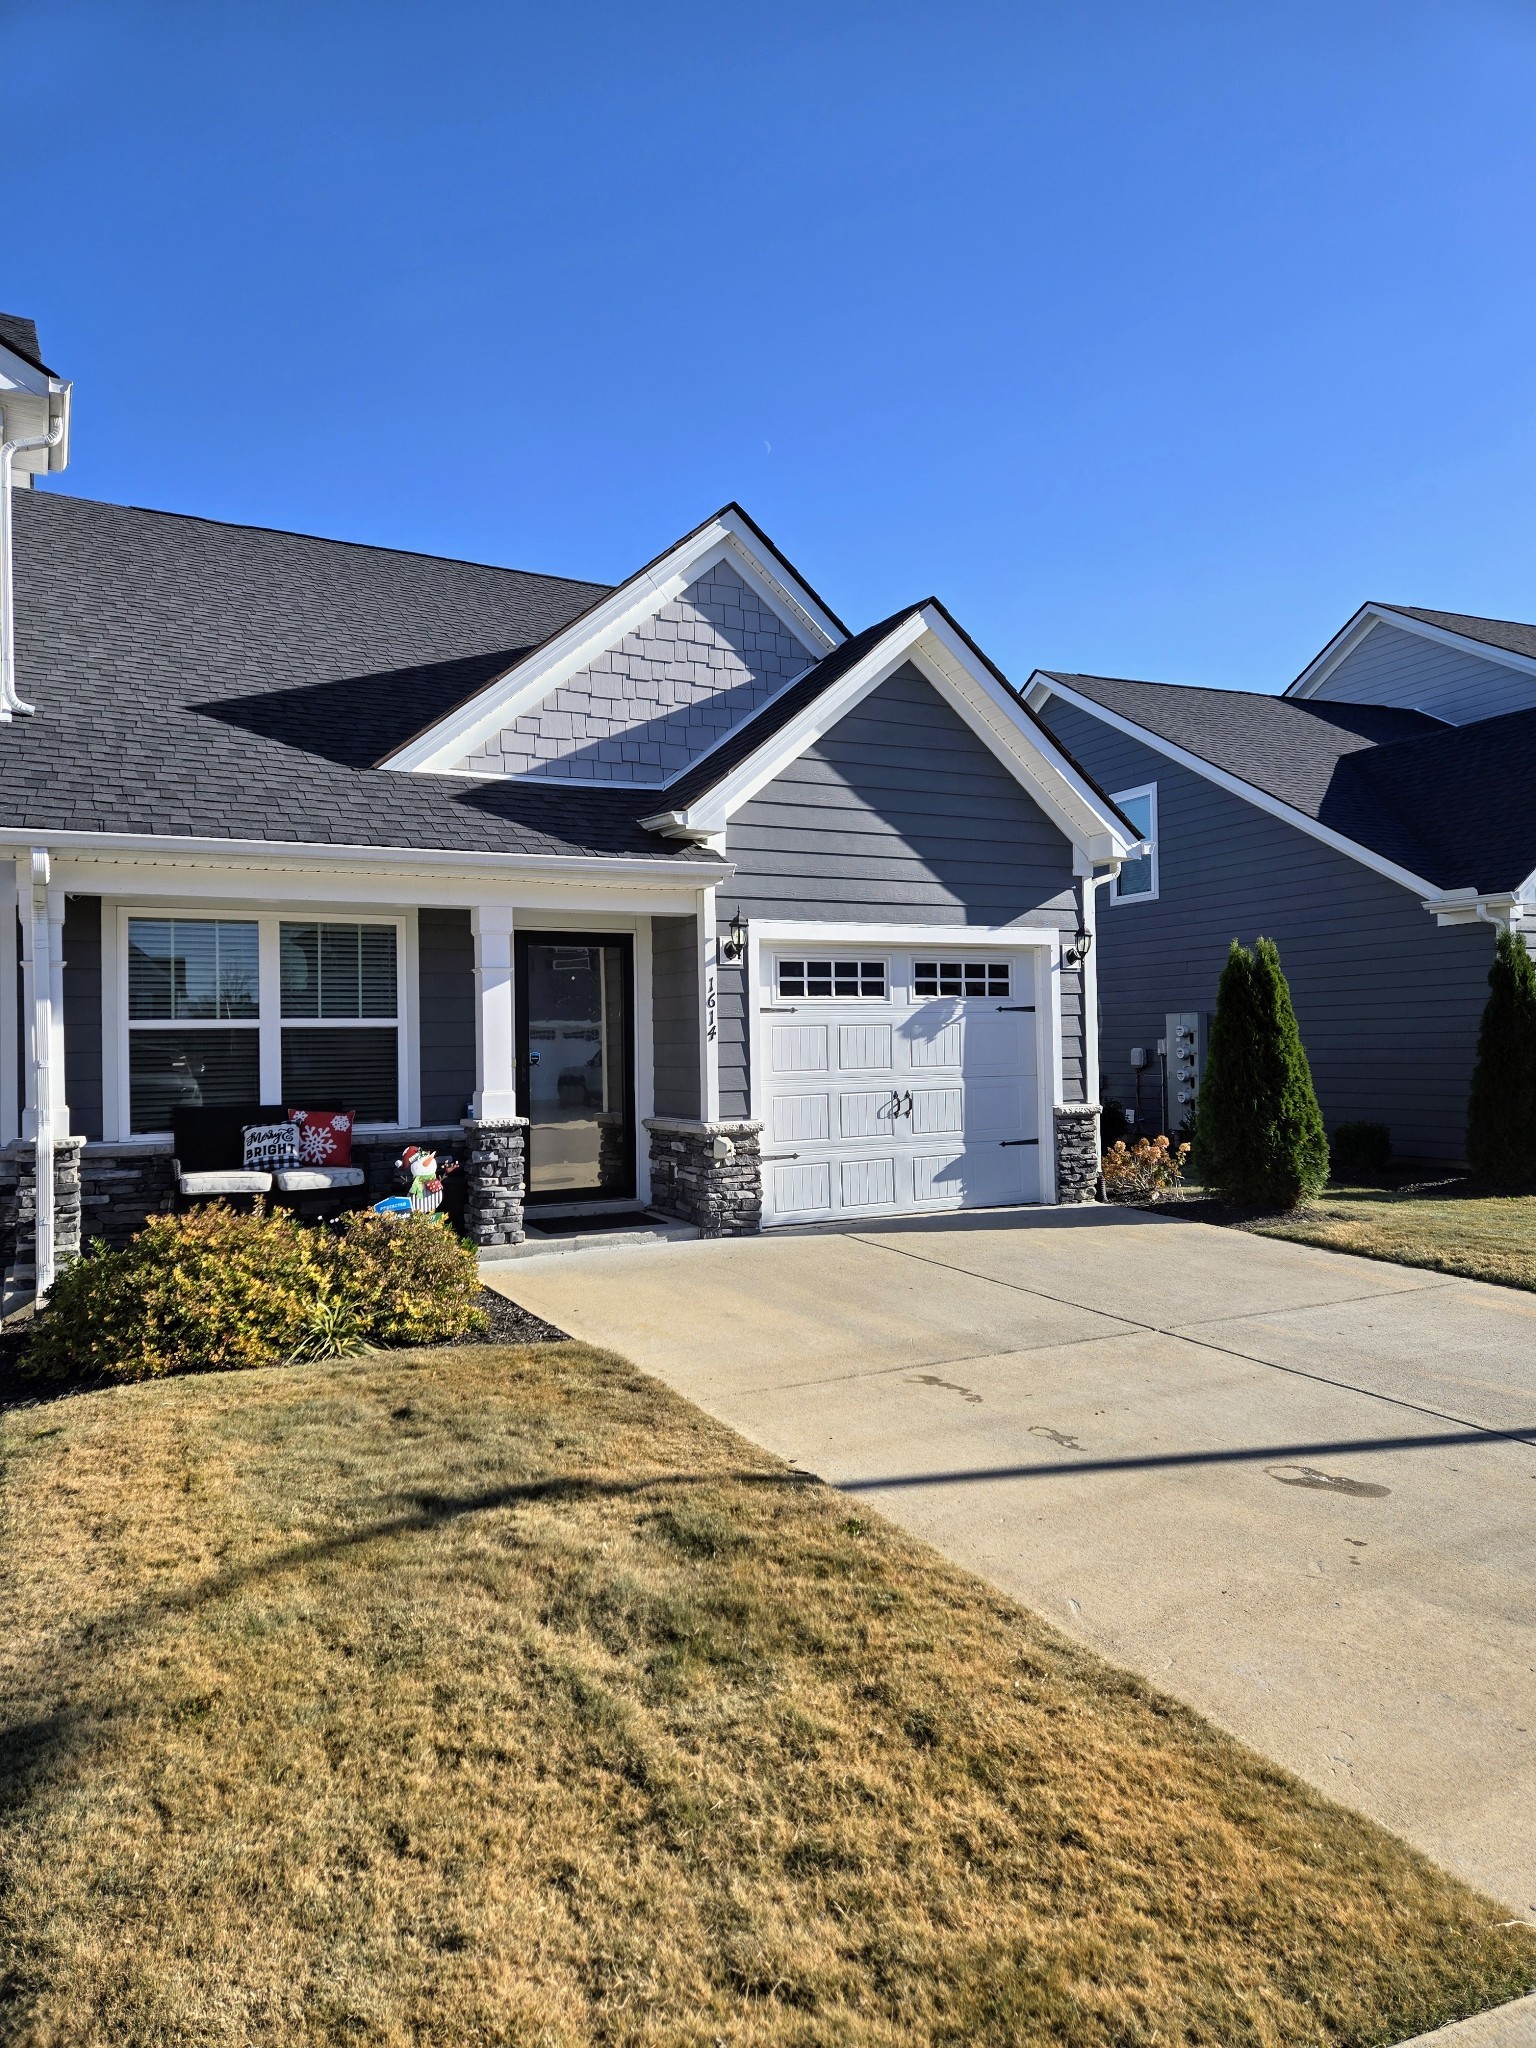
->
[460,1117,528,1247]
[1,1135,86,1306]
[644,1118,763,1237]
[1053,1105,1102,1205]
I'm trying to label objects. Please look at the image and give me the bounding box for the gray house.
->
[1029,602,1536,1161]
[0,318,1139,1292]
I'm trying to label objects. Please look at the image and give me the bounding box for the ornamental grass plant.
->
[25,1204,483,1386]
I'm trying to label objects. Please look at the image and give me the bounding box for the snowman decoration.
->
[398,1145,457,1216]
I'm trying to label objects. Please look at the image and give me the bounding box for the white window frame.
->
[1110,783,1159,904]
[107,906,418,1140]
[774,954,890,1002]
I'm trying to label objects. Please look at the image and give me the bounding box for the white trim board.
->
[381,510,845,776]
[1286,603,1536,699]
[646,609,1137,865]
[1029,672,1449,902]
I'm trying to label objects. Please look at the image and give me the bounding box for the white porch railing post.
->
[470,904,518,1121]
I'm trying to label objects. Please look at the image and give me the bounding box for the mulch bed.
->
[0,1285,568,1412]
[1112,1164,1477,1231]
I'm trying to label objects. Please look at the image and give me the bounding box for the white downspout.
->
[0,396,68,718]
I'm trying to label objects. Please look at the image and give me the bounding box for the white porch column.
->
[17,848,58,1290]
[470,904,518,1120]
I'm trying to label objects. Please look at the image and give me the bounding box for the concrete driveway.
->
[486,1206,1536,1916]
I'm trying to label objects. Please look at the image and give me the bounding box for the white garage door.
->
[759,948,1042,1226]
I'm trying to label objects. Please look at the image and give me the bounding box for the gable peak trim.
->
[1286,602,1536,700]
[379,504,845,777]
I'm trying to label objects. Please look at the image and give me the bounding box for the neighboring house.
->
[1028,603,1536,1161]
[0,318,1139,1293]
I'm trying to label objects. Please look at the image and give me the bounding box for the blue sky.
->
[11,1,1536,693]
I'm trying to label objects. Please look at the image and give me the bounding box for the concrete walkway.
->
[486,1205,1536,1921]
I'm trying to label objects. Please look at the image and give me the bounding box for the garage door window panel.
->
[777,959,887,999]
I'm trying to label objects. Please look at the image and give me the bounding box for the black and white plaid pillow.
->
[242,1122,299,1171]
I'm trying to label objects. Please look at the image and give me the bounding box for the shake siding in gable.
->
[1309,622,1536,725]
[1041,701,1495,1160]
[716,663,1083,1121]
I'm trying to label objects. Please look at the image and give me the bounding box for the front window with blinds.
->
[123,914,403,1133]
[127,919,261,1135]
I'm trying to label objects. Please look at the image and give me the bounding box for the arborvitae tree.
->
[1193,936,1329,1208]
[1465,928,1536,1187]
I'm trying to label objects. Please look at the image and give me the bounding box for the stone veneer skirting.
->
[1053,1104,1103,1204]
[644,1118,763,1236]
[0,1120,531,1299]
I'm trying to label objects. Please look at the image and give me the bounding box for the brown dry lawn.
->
[1250,1184,1536,1290]
[2,1343,1532,2047]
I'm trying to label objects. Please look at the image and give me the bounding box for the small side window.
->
[1111,785,1158,903]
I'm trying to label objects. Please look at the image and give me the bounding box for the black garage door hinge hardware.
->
[997,1005,1035,1012]
[1000,1138,1040,1146]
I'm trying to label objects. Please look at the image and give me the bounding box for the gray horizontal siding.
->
[651,915,700,1118]
[63,895,104,1142]
[1312,621,1536,725]
[719,662,1083,1119]
[417,907,476,1123]
[1042,700,1496,1160]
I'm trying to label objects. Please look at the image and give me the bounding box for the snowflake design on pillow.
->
[289,1110,354,1165]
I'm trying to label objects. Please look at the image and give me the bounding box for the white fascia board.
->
[1038,675,1444,899]
[675,611,1136,861]
[381,510,844,775]
[0,825,729,887]
[1287,604,1536,699]
[0,344,52,397]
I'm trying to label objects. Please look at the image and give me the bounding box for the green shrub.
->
[321,1211,485,1349]
[1193,937,1329,1208]
[1329,1121,1392,1181]
[27,1205,485,1385]
[1466,929,1536,1189]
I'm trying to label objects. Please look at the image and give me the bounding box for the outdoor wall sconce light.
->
[721,910,747,962]
[1063,926,1093,967]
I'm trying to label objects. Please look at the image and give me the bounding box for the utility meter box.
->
[1165,1012,1208,1121]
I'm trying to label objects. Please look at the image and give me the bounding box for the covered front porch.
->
[0,835,738,1300]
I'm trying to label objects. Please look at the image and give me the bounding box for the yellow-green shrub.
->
[27,1204,484,1385]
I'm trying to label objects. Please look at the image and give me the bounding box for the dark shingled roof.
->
[2,490,722,862]
[1040,670,1536,894]
[0,314,51,376]
[1373,603,1536,664]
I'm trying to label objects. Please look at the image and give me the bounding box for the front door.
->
[515,933,636,1205]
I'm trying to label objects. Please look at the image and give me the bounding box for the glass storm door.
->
[515,934,635,1204]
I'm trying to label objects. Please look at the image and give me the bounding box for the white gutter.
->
[0,825,733,883]
[0,389,70,718]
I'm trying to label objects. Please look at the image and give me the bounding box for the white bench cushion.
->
[179,1170,273,1197]
[274,1167,366,1192]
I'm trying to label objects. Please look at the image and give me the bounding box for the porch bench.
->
[170,1106,369,1216]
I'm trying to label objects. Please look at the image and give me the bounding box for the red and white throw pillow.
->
[288,1109,355,1166]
